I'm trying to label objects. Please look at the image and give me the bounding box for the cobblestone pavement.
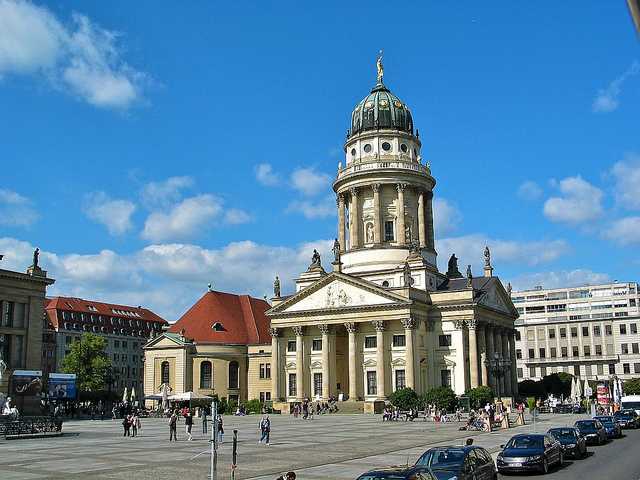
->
[0,413,589,480]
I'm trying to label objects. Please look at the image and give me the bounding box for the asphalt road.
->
[498,427,640,480]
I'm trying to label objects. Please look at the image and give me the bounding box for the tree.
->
[61,333,112,393]
[518,380,545,398]
[541,373,572,397]
[388,387,420,411]
[423,387,458,412]
[465,386,494,409]
[624,378,640,395]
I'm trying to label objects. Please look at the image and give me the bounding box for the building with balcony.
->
[45,296,168,399]
[511,282,640,382]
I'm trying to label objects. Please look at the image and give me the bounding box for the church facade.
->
[267,61,518,411]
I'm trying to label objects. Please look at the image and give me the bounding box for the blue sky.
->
[1,1,639,319]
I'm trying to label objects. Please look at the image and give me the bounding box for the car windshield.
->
[576,422,596,431]
[549,429,576,441]
[416,448,466,469]
[505,436,544,449]
[595,417,614,425]
[621,401,640,410]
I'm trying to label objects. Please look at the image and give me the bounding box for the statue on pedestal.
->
[446,253,462,279]
[33,248,39,268]
[311,249,321,267]
[332,238,341,263]
[273,276,281,298]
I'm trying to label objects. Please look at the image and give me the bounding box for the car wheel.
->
[542,457,549,474]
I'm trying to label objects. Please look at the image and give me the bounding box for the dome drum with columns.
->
[266,58,518,413]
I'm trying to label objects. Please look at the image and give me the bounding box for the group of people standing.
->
[292,398,338,419]
[168,408,224,442]
[121,412,142,437]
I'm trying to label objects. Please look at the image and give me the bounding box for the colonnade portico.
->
[461,319,517,396]
[336,183,435,253]
[269,316,422,403]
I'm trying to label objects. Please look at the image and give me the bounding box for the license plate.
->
[511,463,522,467]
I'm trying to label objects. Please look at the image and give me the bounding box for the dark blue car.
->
[497,434,563,474]
[594,415,622,438]
[415,446,498,480]
[356,466,436,480]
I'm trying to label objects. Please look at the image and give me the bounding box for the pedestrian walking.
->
[131,412,140,437]
[169,411,178,441]
[202,409,208,434]
[185,410,194,441]
[259,414,271,445]
[217,414,224,443]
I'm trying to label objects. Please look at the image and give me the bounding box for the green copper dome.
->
[349,82,414,138]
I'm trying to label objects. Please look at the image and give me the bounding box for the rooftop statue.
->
[376,50,384,83]
[273,276,281,298]
[33,247,40,268]
[311,249,321,267]
[446,253,462,279]
[484,246,491,267]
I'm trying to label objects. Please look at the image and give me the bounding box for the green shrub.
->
[245,399,263,414]
[422,387,458,412]
[388,387,420,410]
[527,397,536,412]
[465,386,494,409]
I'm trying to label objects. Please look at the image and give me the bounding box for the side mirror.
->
[500,444,505,449]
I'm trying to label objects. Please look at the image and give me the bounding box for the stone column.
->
[417,190,426,248]
[372,184,382,244]
[337,193,346,253]
[270,328,280,401]
[345,322,358,400]
[373,320,386,399]
[319,324,331,400]
[396,184,406,245]
[502,332,511,396]
[401,318,416,390]
[486,325,495,391]
[468,320,479,388]
[509,331,518,396]
[494,328,504,396]
[349,187,360,249]
[425,191,435,251]
[477,324,489,387]
[293,326,304,400]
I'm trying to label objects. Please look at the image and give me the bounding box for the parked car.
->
[496,434,563,474]
[614,409,640,429]
[356,466,436,480]
[415,445,497,480]
[547,427,588,458]
[594,415,622,439]
[574,419,607,445]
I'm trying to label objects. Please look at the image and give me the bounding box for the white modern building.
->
[512,282,640,382]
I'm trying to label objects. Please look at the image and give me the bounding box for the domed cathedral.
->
[267,56,519,413]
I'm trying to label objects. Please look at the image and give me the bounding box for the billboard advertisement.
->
[48,373,77,400]
[11,370,43,396]
[597,384,610,405]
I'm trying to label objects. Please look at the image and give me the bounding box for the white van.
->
[620,395,640,415]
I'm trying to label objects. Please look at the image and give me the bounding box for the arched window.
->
[200,361,212,389]
[161,361,170,385]
[228,361,239,389]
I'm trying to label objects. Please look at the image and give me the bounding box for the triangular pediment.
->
[478,279,518,317]
[268,272,412,315]
[144,333,187,349]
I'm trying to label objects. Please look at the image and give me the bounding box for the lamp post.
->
[485,352,507,401]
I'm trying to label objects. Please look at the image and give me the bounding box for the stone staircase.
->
[336,401,365,414]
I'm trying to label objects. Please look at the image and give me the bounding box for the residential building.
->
[45,296,167,399]
[512,282,640,381]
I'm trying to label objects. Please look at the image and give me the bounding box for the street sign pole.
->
[211,400,218,480]
[232,429,238,480]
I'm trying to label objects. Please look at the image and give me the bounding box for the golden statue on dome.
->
[376,50,384,83]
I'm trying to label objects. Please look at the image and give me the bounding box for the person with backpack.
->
[259,414,271,445]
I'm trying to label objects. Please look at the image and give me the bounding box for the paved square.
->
[0,413,585,479]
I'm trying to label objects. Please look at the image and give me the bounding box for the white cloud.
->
[611,154,640,210]
[437,234,570,273]
[83,191,135,235]
[0,0,148,109]
[286,195,335,219]
[255,163,280,187]
[0,236,333,320]
[543,176,604,224]
[0,188,38,227]
[517,180,543,201]
[592,60,640,113]
[290,167,332,196]
[141,194,222,242]
[140,176,193,208]
[604,216,640,245]
[510,269,611,292]
[224,208,252,225]
[433,198,461,236]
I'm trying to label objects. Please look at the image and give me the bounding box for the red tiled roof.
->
[168,290,270,345]
[45,296,167,329]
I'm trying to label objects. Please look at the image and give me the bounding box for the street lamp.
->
[485,352,508,401]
